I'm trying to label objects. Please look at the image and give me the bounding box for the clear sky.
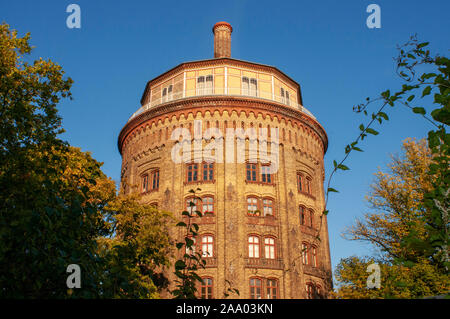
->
[1,0,449,278]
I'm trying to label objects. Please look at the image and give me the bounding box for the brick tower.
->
[118,22,331,299]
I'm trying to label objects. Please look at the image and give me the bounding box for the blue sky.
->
[1,0,449,276]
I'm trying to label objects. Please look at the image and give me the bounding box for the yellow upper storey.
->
[128,58,315,122]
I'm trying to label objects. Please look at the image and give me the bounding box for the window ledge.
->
[245,180,276,186]
[184,180,216,186]
[298,191,315,200]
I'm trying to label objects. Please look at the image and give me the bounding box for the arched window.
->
[262,199,274,217]
[302,242,309,265]
[311,245,318,267]
[247,197,259,216]
[200,277,213,299]
[186,197,199,216]
[242,76,249,95]
[297,173,303,192]
[185,236,196,255]
[202,196,214,215]
[306,283,314,299]
[306,177,312,195]
[248,235,260,258]
[315,285,322,299]
[266,279,278,299]
[250,278,262,299]
[201,235,214,257]
[299,206,306,225]
[142,174,148,193]
[151,169,159,190]
[205,75,213,94]
[264,237,276,259]
[197,76,205,95]
[309,209,314,228]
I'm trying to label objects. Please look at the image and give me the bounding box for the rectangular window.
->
[187,164,199,182]
[250,78,257,97]
[261,165,272,183]
[242,77,249,95]
[197,76,205,95]
[205,75,213,95]
[246,163,257,182]
[203,163,214,181]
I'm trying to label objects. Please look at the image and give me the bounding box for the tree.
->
[0,23,173,299]
[334,256,449,299]
[343,139,433,262]
[333,139,450,298]
[98,193,173,298]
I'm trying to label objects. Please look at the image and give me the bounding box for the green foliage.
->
[0,23,173,299]
[98,194,173,298]
[334,256,449,299]
[324,35,449,275]
[171,189,206,299]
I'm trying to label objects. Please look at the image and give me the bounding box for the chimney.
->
[212,21,232,58]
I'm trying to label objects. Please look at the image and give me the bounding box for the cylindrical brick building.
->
[117,22,331,299]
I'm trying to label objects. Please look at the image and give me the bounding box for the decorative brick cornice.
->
[118,96,328,155]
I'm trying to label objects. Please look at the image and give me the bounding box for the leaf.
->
[407,95,415,102]
[327,187,339,193]
[412,107,426,115]
[421,86,431,97]
[378,112,389,121]
[366,128,379,135]
[337,164,350,171]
